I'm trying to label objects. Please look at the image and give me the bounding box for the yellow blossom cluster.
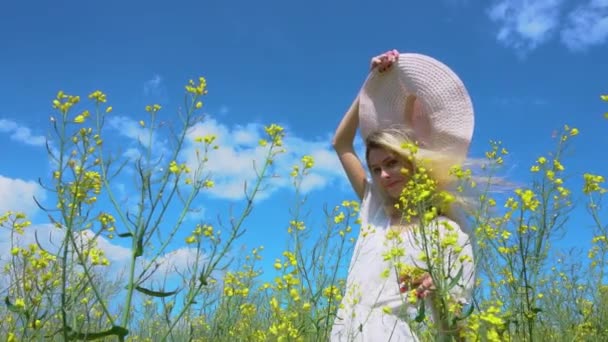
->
[583,173,606,194]
[1,211,31,234]
[485,140,508,165]
[290,155,315,178]
[57,169,102,209]
[185,224,215,244]
[4,240,61,334]
[223,270,255,297]
[168,160,191,175]
[259,123,285,147]
[331,200,359,238]
[185,77,208,95]
[194,134,217,145]
[88,90,107,103]
[53,90,81,114]
[145,104,162,113]
[82,244,111,266]
[462,303,506,342]
[287,220,305,233]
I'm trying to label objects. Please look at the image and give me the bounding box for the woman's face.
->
[368,147,412,200]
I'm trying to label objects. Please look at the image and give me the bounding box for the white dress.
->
[330,180,475,341]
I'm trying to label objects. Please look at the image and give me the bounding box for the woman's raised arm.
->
[331,49,400,201]
[332,96,367,200]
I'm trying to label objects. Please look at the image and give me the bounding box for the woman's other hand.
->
[415,273,435,299]
[370,49,399,73]
[399,272,435,299]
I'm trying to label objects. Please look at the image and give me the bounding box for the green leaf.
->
[447,266,464,290]
[135,285,179,298]
[134,232,144,258]
[117,232,133,238]
[67,325,129,340]
[199,274,208,286]
[5,296,28,319]
[414,298,426,322]
[199,266,208,286]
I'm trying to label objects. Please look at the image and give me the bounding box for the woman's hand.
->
[415,273,435,299]
[370,49,399,73]
[399,272,435,299]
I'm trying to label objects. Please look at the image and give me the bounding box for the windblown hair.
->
[364,126,479,230]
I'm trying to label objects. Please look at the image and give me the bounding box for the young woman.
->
[330,51,476,341]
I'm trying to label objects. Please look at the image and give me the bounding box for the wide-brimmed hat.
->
[358,52,474,160]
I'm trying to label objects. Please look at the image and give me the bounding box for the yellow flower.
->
[88,90,107,103]
[583,173,606,194]
[14,298,25,309]
[289,220,305,232]
[106,106,113,113]
[203,134,216,144]
[334,212,345,224]
[145,104,162,113]
[185,77,208,95]
[195,101,203,109]
[479,306,504,326]
[301,155,314,169]
[169,161,180,174]
[515,189,539,211]
[74,115,85,123]
[264,123,285,146]
[553,159,565,171]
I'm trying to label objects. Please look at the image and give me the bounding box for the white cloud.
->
[0,118,46,147]
[0,175,46,216]
[561,0,608,51]
[104,113,352,201]
[108,116,149,144]
[233,124,260,145]
[487,0,565,53]
[107,116,169,159]
[487,0,608,53]
[143,74,163,97]
[182,117,347,201]
[153,247,204,275]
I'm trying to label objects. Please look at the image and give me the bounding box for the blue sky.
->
[1,0,607,285]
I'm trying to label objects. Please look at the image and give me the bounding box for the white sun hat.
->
[358,52,475,160]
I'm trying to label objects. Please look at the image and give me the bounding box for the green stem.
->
[159,140,277,341]
[120,99,197,328]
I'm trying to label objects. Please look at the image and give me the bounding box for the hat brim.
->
[358,53,474,159]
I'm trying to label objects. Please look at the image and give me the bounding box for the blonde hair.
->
[364,126,477,229]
